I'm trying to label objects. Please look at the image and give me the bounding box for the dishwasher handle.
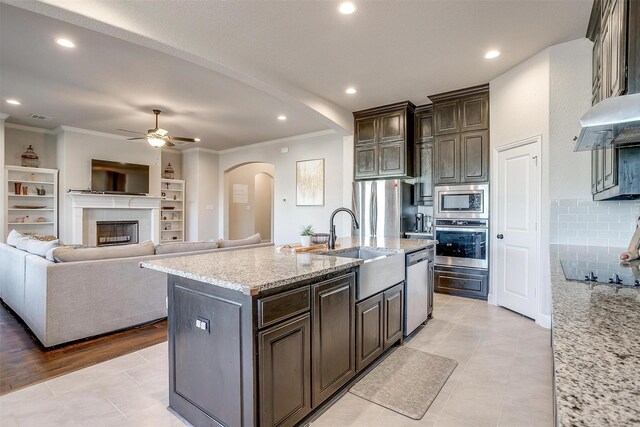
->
[406,249,429,266]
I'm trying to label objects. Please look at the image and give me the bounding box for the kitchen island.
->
[550,245,640,426]
[142,236,435,427]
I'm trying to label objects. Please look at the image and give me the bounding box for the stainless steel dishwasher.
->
[404,248,431,336]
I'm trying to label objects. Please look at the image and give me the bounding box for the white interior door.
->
[496,141,540,319]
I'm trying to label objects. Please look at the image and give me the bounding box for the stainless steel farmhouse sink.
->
[328,248,404,300]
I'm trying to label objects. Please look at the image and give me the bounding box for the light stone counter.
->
[141,237,436,296]
[325,236,437,254]
[141,245,362,296]
[550,244,640,426]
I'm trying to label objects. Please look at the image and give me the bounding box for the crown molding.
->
[181,146,220,155]
[56,125,131,140]
[217,129,336,155]
[4,122,57,134]
[0,113,10,120]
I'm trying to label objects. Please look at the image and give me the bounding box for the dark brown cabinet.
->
[430,85,490,185]
[415,106,434,205]
[311,274,355,406]
[434,100,459,135]
[355,293,384,372]
[461,130,490,182]
[353,101,415,180]
[383,283,404,350]
[434,265,488,300]
[587,0,640,200]
[259,314,311,427]
[434,134,460,184]
[354,282,404,373]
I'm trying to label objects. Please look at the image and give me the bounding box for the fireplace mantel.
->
[67,192,162,244]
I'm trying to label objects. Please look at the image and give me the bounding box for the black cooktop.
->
[560,259,640,286]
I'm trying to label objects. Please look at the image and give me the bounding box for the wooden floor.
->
[0,302,167,395]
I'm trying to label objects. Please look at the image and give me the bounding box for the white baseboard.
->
[536,313,551,329]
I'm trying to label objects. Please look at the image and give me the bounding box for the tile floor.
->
[0,294,553,427]
[311,293,553,427]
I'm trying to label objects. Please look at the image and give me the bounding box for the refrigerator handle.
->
[370,186,377,236]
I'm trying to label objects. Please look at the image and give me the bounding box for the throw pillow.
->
[25,238,62,258]
[217,233,261,248]
[6,229,25,246]
[52,240,155,263]
[155,241,218,255]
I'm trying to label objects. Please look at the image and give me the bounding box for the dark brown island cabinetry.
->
[355,282,404,372]
[311,275,356,406]
[414,105,435,205]
[587,0,640,201]
[353,101,415,180]
[166,268,404,427]
[430,85,490,185]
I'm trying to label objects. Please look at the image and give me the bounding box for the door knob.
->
[497,234,504,239]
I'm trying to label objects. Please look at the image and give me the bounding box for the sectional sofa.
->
[0,233,271,347]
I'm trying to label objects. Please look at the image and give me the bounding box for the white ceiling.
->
[1,0,593,150]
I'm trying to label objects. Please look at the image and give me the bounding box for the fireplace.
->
[96,221,139,246]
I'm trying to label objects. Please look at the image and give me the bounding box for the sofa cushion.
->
[155,241,218,255]
[7,229,26,246]
[15,236,32,251]
[52,240,155,263]
[25,238,62,258]
[217,233,262,248]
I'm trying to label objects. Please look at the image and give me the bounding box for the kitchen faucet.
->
[328,208,359,250]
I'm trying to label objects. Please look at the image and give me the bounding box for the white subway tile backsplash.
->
[551,198,640,248]
[568,206,589,215]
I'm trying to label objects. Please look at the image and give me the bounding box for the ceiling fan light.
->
[147,137,166,147]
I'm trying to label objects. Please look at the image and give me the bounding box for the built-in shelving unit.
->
[4,165,59,238]
[160,178,185,243]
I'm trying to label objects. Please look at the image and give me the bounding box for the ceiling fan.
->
[118,109,198,148]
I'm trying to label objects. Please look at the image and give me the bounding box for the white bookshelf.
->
[5,165,59,239]
[160,179,185,243]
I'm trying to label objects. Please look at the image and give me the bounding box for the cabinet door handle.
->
[497,234,504,239]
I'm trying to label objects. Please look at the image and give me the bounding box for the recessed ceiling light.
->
[345,87,357,95]
[338,2,357,15]
[56,38,76,48]
[6,99,21,105]
[484,50,501,59]
[277,115,287,121]
[194,138,201,142]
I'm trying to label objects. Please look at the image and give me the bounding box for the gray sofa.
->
[0,238,272,347]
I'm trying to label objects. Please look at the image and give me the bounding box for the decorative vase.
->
[21,145,40,168]
[300,235,312,247]
[36,186,46,195]
[163,163,175,179]
[14,182,21,195]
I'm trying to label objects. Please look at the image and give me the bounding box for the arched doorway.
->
[224,162,274,242]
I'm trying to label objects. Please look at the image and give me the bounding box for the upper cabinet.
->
[587,0,640,200]
[414,105,434,205]
[429,85,490,185]
[353,101,415,180]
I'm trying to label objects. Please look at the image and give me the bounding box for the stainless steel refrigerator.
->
[352,179,417,238]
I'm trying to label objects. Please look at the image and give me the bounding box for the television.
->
[91,159,150,194]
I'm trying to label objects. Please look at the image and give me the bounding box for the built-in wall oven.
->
[434,184,489,269]
[434,184,488,219]
[434,219,488,269]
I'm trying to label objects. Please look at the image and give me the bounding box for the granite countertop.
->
[141,237,435,296]
[327,236,437,253]
[550,244,640,426]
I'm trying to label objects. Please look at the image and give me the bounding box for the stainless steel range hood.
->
[574,93,640,151]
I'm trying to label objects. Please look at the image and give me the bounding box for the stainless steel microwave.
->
[434,184,489,219]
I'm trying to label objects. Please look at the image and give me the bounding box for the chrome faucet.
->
[328,208,359,250]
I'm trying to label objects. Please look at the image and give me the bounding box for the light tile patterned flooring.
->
[0,294,553,427]
[311,293,553,426]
